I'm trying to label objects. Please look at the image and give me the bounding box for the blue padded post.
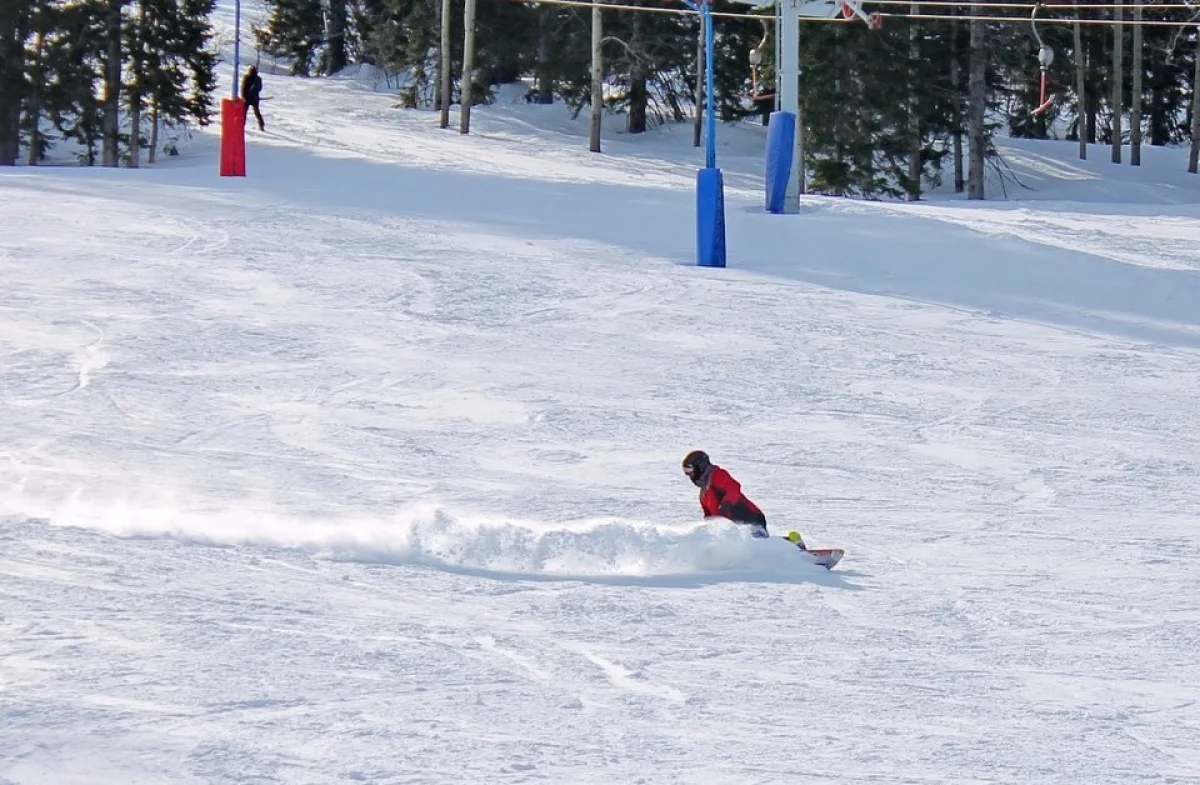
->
[765,110,796,214]
[697,167,726,268]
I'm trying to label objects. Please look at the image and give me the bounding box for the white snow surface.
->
[3,19,1200,784]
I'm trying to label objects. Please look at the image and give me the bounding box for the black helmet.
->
[682,450,711,484]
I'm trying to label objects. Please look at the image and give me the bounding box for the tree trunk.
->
[439,0,452,128]
[951,20,964,193]
[149,101,159,164]
[627,10,647,134]
[102,0,123,168]
[1111,1,1123,163]
[129,98,141,167]
[1147,72,1167,146]
[906,3,921,201]
[25,21,44,166]
[589,1,602,153]
[1130,0,1142,165]
[967,10,986,200]
[534,6,555,104]
[1087,23,1100,142]
[831,41,846,197]
[1073,5,1086,159]
[459,0,476,134]
[128,0,145,168]
[0,1,28,165]
[1189,29,1200,173]
[325,0,347,74]
[693,16,703,148]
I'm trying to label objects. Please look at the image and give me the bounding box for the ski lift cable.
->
[874,10,1200,23]
[862,0,1198,8]
[500,0,848,21]
[499,0,1199,25]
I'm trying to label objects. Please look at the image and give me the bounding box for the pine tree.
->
[474,0,537,86]
[1,0,215,166]
[711,9,770,124]
[1190,28,1200,173]
[129,0,217,164]
[799,18,959,198]
[127,0,149,166]
[533,5,559,104]
[47,0,110,165]
[324,0,349,73]
[601,2,692,133]
[1145,15,1193,146]
[22,0,54,164]
[366,0,443,105]
[101,0,125,167]
[257,0,324,75]
[0,1,31,165]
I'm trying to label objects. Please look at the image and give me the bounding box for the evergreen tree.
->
[0,1,31,165]
[133,0,218,161]
[7,0,1200,183]
[257,0,324,75]
[101,0,125,167]
[474,0,538,86]
[37,0,109,165]
[21,0,54,164]
[599,1,687,132]
[711,9,771,124]
[324,0,349,73]
[358,0,443,104]
[8,0,215,166]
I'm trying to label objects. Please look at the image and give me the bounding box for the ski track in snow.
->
[2,22,1200,785]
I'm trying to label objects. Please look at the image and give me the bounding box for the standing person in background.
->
[241,66,265,131]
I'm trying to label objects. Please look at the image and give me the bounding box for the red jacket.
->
[699,466,766,525]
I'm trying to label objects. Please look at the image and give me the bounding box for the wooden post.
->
[967,5,986,200]
[439,0,452,128]
[460,0,476,135]
[589,1,602,152]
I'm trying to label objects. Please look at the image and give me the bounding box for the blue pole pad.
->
[697,167,726,268]
[765,110,796,214]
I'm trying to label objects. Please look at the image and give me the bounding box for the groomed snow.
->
[2,16,1199,784]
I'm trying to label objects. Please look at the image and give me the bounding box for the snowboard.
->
[782,531,844,570]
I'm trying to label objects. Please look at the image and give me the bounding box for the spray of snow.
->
[2,489,810,579]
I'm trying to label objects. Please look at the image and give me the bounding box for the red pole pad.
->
[220,98,247,177]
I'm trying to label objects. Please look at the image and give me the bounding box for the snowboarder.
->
[241,66,265,131]
[682,450,770,538]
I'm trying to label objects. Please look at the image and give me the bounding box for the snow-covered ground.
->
[3,13,1200,784]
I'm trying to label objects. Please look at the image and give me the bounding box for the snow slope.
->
[3,21,1200,785]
